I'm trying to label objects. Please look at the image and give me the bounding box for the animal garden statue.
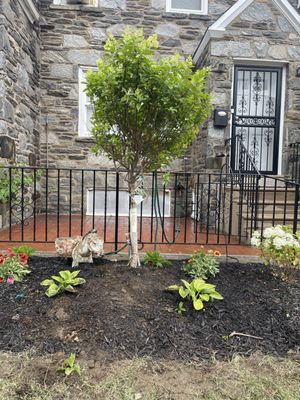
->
[55,229,104,267]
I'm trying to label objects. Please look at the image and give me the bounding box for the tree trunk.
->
[128,181,140,268]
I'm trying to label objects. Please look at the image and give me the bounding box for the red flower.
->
[0,254,4,264]
[19,253,28,265]
[0,278,3,283]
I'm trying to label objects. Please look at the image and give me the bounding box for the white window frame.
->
[78,67,96,138]
[166,0,208,15]
[86,189,171,217]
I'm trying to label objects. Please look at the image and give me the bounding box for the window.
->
[166,0,208,14]
[78,67,95,137]
[87,190,171,217]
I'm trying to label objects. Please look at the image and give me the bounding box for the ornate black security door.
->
[231,66,282,174]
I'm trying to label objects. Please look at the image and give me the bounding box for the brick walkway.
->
[0,214,259,256]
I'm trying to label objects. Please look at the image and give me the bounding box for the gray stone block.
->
[63,34,88,48]
[211,40,253,57]
[268,45,287,60]
[50,64,74,79]
[88,27,107,41]
[288,46,300,60]
[239,3,273,23]
[101,0,125,9]
[67,49,101,65]
[155,23,180,37]
[277,16,293,33]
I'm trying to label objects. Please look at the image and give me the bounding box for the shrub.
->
[143,251,172,268]
[0,248,30,283]
[184,249,220,279]
[41,270,86,297]
[168,278,223,312]
[251,225,300,281]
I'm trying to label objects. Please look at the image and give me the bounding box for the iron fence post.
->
[293,184,299,234]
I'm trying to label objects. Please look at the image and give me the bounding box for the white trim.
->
[18,0,39,23]
[278,66,286,175]
[193,0,300,64]
[78,66,96,138]
[232,58,289,66]
[166,0,208,15]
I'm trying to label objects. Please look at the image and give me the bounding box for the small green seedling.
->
[169,278,223,312]
[57,353,81,376]
[177,301,186,315]
[41,270,86,297]
[143,251,172,268]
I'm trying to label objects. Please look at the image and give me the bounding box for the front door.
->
[231,66,282,174]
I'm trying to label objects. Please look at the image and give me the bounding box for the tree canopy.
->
[85,29,211,179]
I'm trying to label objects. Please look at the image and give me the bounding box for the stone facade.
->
[0,0,41,166]
[0,0,300,176]
[193,0,300,175]
[39,0,237,169]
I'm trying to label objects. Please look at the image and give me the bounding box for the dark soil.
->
[0,257,299,362]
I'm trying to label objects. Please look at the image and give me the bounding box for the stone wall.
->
[194,0,300,176]
[39,0,236,169]
[0,0,41,166]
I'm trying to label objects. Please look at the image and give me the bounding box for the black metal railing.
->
[289,142,300,184]
[0,166,299,249]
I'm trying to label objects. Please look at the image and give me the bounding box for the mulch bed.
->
[0,257,299,362]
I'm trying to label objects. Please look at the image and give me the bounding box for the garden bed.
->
[0,257,299,362]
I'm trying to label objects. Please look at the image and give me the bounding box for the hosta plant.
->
[251,225,300,281]
[184,249,220,279]
[143,251,172,268]
[168,278,223,312]
[0,248,30,283]
[41,270,86,297]
[57,353,81,376]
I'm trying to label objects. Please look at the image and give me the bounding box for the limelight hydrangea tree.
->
[85,29,211,268]
[251,225,300,280]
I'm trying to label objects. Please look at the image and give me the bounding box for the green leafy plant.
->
[251,225,300,281]
[41,270,86,298]
[0,164,38,205]
[169,278,223,312]
[0,249,30,283]
[12,245,36,258]
[143,251,172,268]
[85,29,211,267]
[57,353,81,376]
[184,249,221,279]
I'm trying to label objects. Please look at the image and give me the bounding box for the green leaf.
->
[51,275,64,283]
[64,285,77,293]
[193,298,204,311]
[168,285,179,291]
[200,294,210,302]
[59,271,72,280]
[210,291,223,300]
[73,278,86,286]
[67,353,76,366]
[71,270,81,279]
[179,287,188,299]
[46,284,60,298]
[40,279,53,287]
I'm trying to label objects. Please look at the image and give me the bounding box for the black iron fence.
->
[0,166,299,248]
[289,142,300,184]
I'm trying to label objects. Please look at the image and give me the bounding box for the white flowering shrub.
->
[251,225,300,281]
